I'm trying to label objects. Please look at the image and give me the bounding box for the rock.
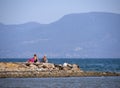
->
[42,63,55,69]
[71,64,80,71]
[54,64,63,70]
[25,63,30,66]
[0,62,27,71]
[37,63,44,68]
[63,67,71,71]
[67,64,73,68]
[29,64,38,70]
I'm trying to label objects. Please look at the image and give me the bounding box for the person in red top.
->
[28,54,39,63]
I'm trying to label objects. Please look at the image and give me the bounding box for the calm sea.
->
[0,77,120,88]
[0,58,120,72]
[0,58,120,88]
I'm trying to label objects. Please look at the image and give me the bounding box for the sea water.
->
[0,77,120,88]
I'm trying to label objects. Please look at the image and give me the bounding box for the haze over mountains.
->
[0,12,120,58]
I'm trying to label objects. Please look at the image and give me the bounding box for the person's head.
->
[34,54,37,59]
[34,54,37,56]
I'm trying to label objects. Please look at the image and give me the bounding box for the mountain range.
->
[0,12,120,58]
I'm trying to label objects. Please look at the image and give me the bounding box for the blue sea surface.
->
[0,58,120,72]
[0,77,120,88]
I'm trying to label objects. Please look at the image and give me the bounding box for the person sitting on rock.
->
[41,55,48,63]
[28,54,39,63]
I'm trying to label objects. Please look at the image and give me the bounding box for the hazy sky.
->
[0,0,120,24]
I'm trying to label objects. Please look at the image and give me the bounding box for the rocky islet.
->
[0,62,119,78]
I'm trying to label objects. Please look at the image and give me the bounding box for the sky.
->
[0,0,120,24]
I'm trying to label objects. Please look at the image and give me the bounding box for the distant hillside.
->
[0,12,120,58]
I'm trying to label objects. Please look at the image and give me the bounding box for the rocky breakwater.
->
[0,62,119,78]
